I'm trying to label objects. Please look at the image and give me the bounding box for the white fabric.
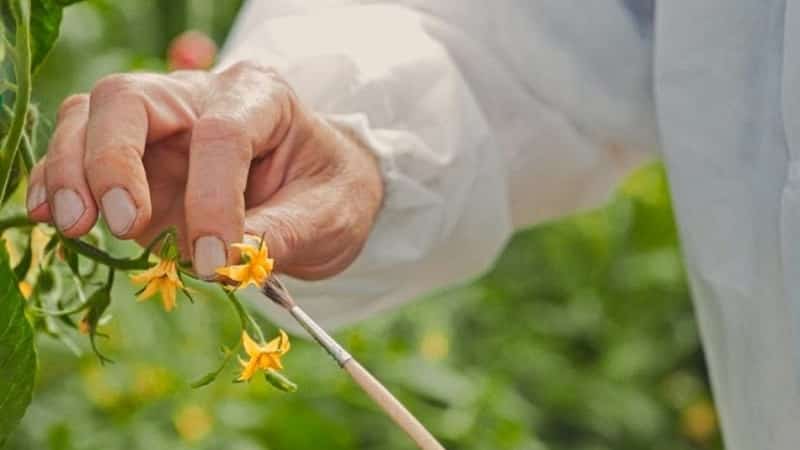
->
[220,1,800,449]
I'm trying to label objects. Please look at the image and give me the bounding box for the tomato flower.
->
[216,241,274,289]
[130,259,184,312]
[238,329,291,382]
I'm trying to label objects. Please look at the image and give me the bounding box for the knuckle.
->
[91,73,140,103]
[83,145,141,175]
[43,149,70,173]
[56,94,89,121]
[224,60,278,78]
[192,115,251,160]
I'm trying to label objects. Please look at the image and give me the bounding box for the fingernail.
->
[26,183,46,213]
[53,188,85,231]
[194,236,226,278]
[101,187,136,236]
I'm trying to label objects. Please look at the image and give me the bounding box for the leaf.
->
[28,0,63,73]
[0,241,37,448]
[28,0,83,73]
[80,270,113,364]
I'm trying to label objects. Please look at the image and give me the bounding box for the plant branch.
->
[0,0,32,202]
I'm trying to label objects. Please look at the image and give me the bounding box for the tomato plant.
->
[0,2,294,447]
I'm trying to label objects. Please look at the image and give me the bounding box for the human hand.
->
[26,61,384,280]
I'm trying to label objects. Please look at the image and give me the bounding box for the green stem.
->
[0,0,32,202]
[0,81,18,93]
[0,214,32,233]
[20,122,34,173]
[59,236,150,271]
[224,289,249,332]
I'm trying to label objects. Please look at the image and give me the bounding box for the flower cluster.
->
[126,236,292,389]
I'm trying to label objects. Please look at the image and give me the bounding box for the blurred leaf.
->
[0,241,37,448]
[29,0,83,73]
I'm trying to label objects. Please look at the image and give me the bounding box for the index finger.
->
[83,73,201,237]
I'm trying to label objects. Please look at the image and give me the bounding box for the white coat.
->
[222,1,800,448]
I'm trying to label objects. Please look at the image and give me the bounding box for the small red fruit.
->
[167,30,218,71]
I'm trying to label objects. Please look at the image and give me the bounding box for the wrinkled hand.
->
[26,62,384,280]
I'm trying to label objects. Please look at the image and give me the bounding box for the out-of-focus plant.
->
[0,2,293,447]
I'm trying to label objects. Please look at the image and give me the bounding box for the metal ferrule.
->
[289,305,352,367]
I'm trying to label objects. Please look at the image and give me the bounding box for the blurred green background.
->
[7,1,721,449]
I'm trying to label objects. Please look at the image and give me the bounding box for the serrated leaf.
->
[0,241,37,448]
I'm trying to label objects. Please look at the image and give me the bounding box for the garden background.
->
[5,1,722,449]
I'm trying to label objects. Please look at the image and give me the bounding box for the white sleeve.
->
[219,2,658,330]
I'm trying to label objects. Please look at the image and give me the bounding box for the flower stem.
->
[0,214,33,233]
[59,236,150,271]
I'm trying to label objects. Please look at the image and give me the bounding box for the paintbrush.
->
[261,275,445,450]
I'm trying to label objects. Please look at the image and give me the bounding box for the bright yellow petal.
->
[256,243,269,260]
[216,264,250,282]
[136,280,160,301]
[252,265,268,284]
[262,335,281,353]
[164,261,181,283]
[238,356,260,381]
[130,260,170,284]
[277,329,291,353]
[160,281,177,312]
[130,268,156,284]
[241,331,264,357]
[258,353,283,371]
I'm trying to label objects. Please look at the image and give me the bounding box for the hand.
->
[26,61,384,280]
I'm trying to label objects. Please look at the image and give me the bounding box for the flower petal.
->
[241,330,263,357]
[259,352,283,370]
[136,280,160,301]
[160,281,177,312]
[277,329,291,353]
[238,356,261,382]
[216,264,250,282]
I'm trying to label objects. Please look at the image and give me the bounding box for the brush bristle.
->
[261,275,296,309]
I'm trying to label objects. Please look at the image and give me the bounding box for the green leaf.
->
[80,269,113,364]
[28,0,83,73]
[0,240,37,448]
[28,0,63,73]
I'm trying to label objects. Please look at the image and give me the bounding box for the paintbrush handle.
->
[344,359,445,450]
[284,304,444,449]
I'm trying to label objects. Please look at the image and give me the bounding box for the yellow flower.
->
[238,329,291,382]
[216,241,274,289]
[130,259,183,312]
[17,281,32,300]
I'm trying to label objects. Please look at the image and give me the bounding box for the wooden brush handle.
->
[344,359,445,450]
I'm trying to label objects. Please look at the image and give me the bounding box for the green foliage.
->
[29,0,64,72]
[0,243,37,448]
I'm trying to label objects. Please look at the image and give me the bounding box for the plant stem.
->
[0,0,32,202]
[224,289,249,332]
[59,236,150,271]
[0,214,32,233]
